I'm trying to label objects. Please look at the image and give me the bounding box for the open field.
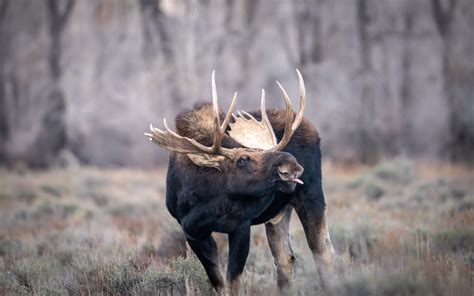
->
[0,160,473,295]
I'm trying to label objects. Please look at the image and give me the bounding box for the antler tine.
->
[220,91,238,133]
[271,81,294,151]
[146,71,238,159]
[260,89,277,146]
[146,119,236,157]
[292,69,306,131]
[211,70,220,126]
[146,120,214,154]
[210,70,223,153]
[210,71,239,153]
[271,69,306,151]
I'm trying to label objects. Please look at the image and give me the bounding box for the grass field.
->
[0,159,473,295]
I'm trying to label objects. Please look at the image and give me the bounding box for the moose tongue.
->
[292,178,304,185]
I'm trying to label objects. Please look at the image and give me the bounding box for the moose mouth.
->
[289,178,304,185]
[276,179,301,193]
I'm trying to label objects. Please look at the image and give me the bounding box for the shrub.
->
[139,269,185,295]
[40,184,64,198]
[373,159,414,186]
[9,260,37,294]
[104,261,142,294]
[171,256,213,294]
[432,229,474,253]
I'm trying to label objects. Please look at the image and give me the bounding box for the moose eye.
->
[236,156,250,167]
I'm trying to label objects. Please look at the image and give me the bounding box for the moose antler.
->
[228,69,306,151]
[226,89,278,150]
[146,69,306,161]
[145,71,237,158]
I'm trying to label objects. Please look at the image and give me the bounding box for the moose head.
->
[145,70,306,195]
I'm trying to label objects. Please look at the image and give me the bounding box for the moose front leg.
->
[186,236,225,291]
[265,205,295,294]
[227,223,251,296]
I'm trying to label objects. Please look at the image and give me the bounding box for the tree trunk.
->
[0,0,10,164]
[356,0,378,164]
[399,5,414,154]
[430,0,473,163]
[29,0,75,167]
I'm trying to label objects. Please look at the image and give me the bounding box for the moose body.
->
[147,71,335,294]
[167,106,321,233]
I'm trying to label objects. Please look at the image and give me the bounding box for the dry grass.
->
[0,159,473,295]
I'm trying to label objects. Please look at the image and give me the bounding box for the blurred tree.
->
[47,0,74,80]
[0,0,9,164]
[226,0,261,90]
[400,3,415,154]
[0,0,473,168]
[431,0,474,163]
[139,0,185,110]
[28,0,75,167]
[139,0,169,60]
[356,0,379,164]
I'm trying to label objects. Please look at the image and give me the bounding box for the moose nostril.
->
[293,171,303,179]
[294,168,303,178]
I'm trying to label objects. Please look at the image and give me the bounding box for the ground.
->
[0,159,473,295]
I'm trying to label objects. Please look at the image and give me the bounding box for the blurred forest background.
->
[1,1,474,295]
[0,0,473,168]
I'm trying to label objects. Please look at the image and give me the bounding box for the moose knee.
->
[181,217,211,241]
[275,253,295,271]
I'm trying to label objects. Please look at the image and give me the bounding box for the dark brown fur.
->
[165,102,333,294]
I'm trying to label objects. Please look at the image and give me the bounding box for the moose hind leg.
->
[293,198,335,288]
[186,236,225,291]
[265,205,295,294]
[227,223,251,296]
[296,207,334,267]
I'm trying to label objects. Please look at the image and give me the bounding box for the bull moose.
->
[145,70,335,294]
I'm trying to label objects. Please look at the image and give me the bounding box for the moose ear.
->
[186,153,226,171]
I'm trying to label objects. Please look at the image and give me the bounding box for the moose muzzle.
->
[278,163,304,185]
